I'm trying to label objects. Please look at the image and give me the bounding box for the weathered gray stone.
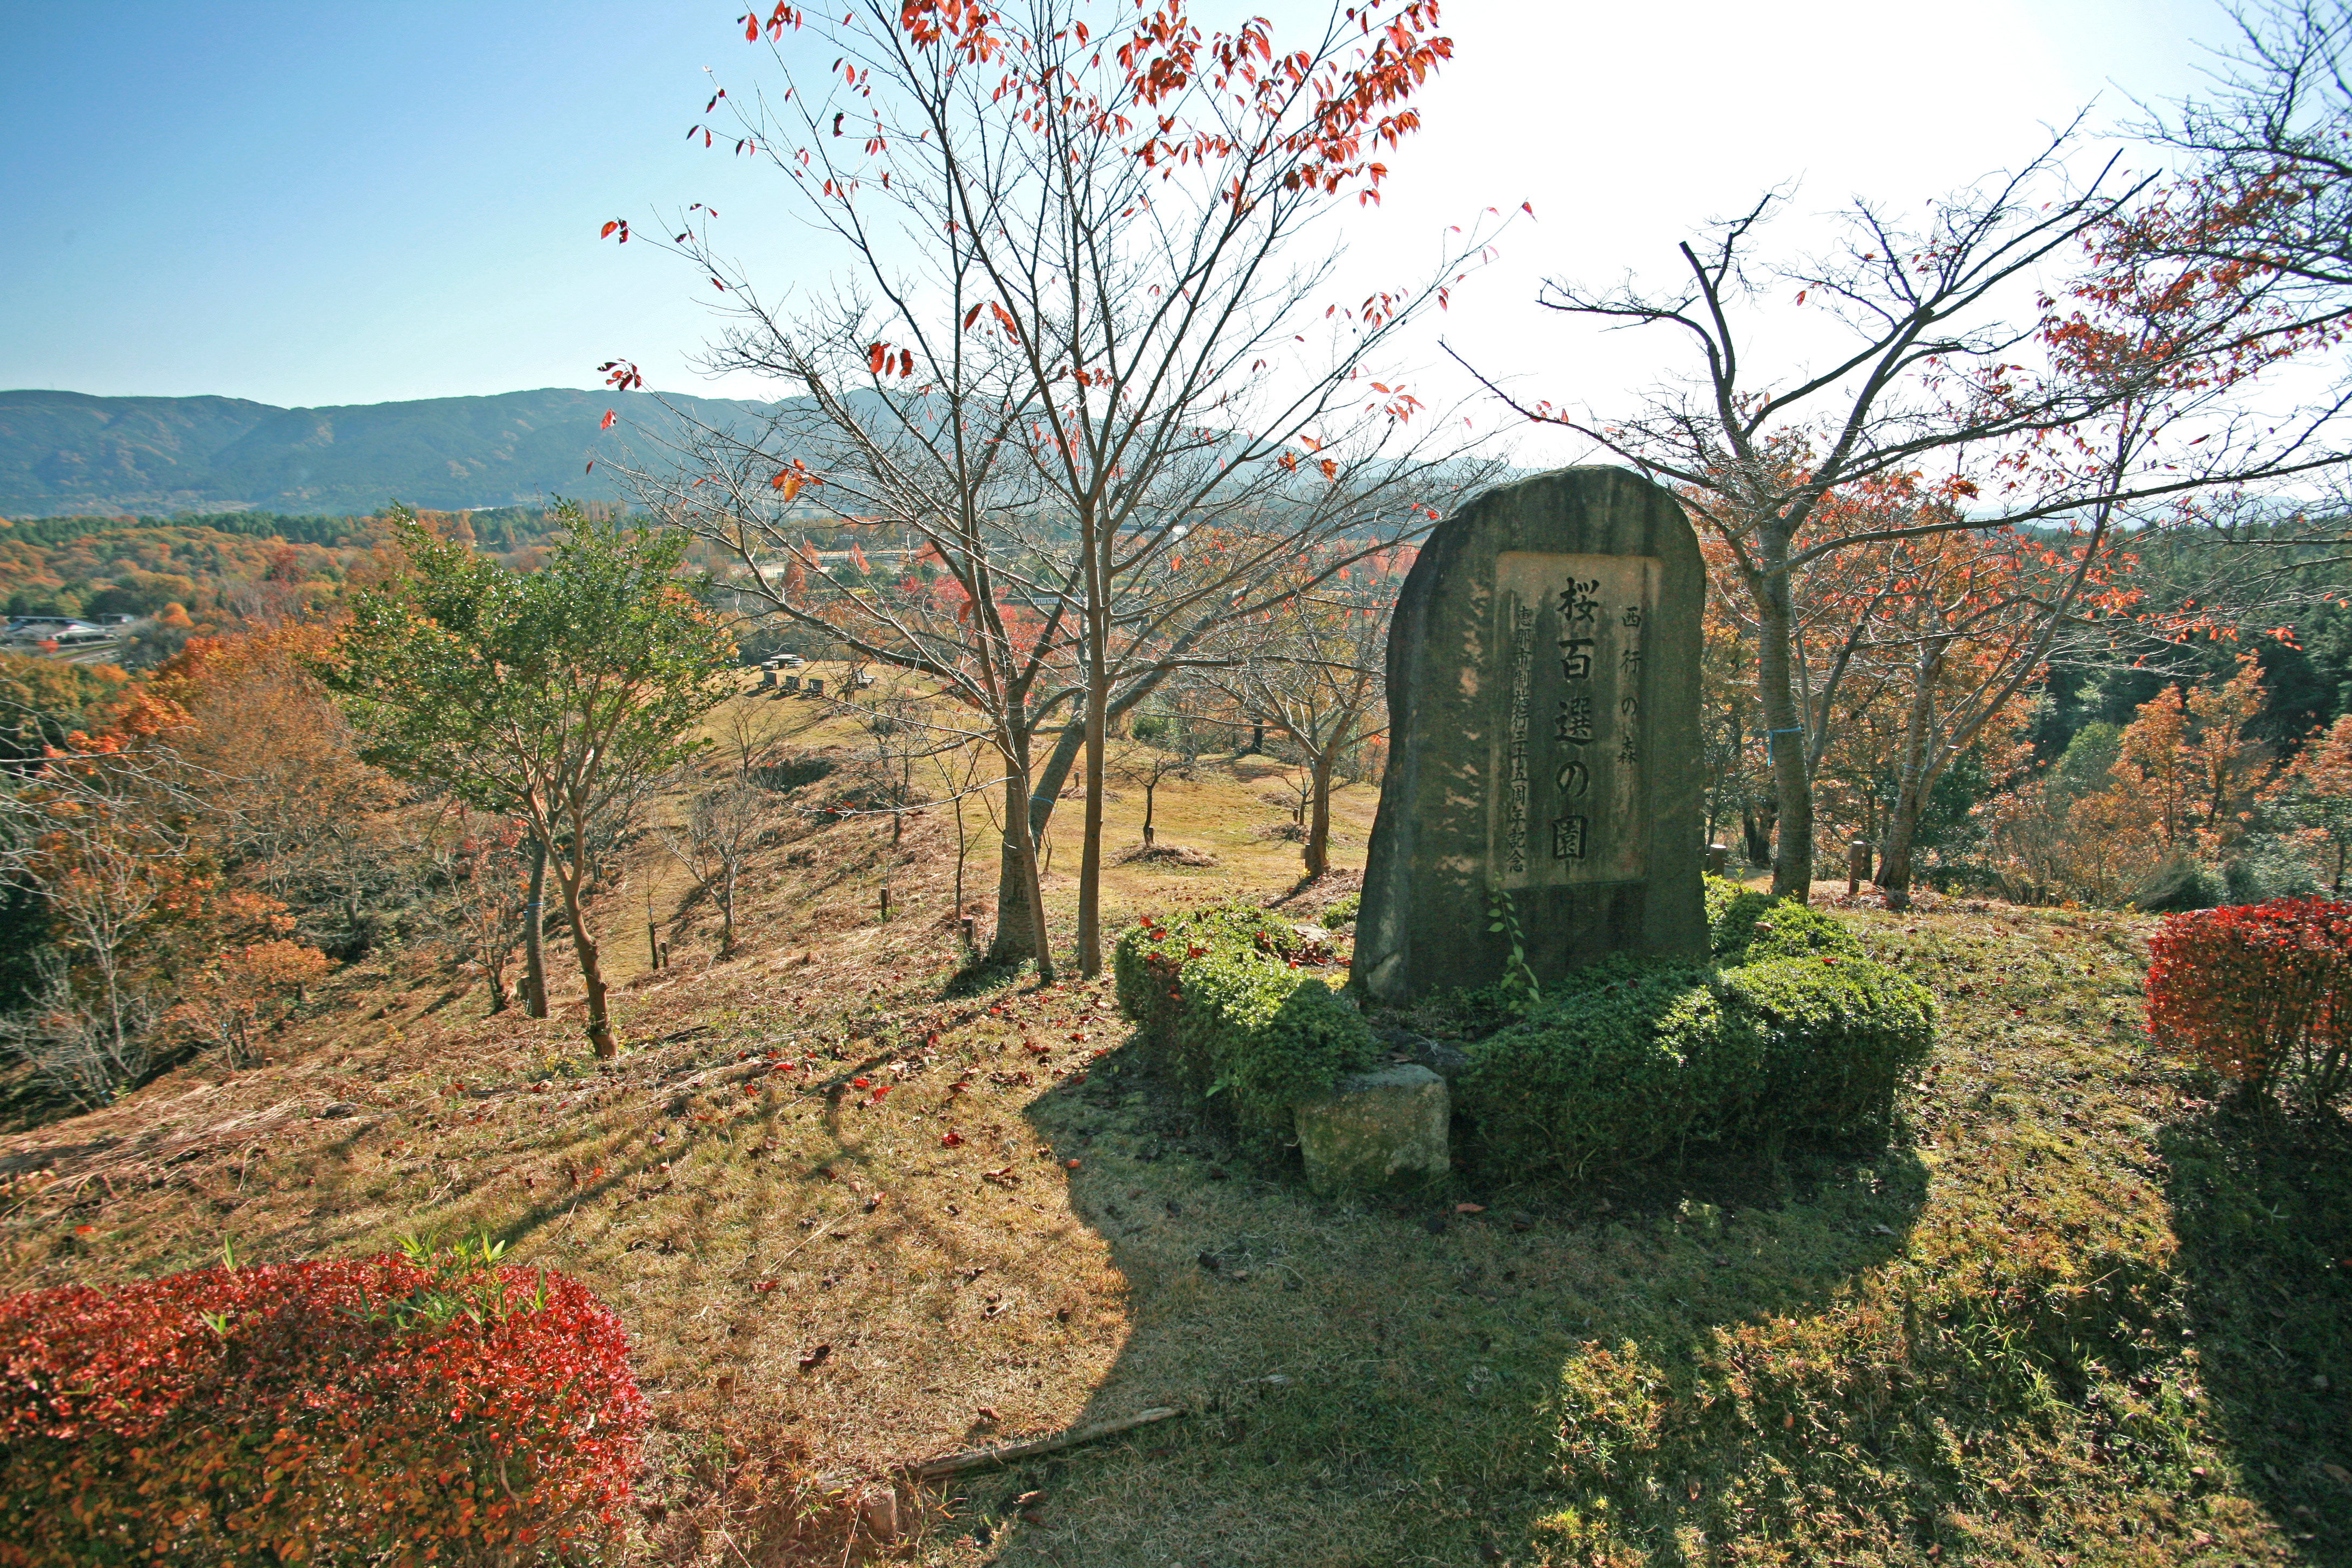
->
[1293,1063,1448,1194]
[1353,467,1706,1002]
[1372,1026,1472,1080]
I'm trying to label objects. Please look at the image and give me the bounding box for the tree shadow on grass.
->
[2159,1100,2352,1562]
[947,1045,2048,1567]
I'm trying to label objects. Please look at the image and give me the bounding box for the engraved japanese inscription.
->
[1355,465,1704,1003]
[1488,550,1657,888]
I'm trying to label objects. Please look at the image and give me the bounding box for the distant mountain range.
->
[0,387,776,517]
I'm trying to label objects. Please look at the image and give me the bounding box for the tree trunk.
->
[986,763,1041,965]
[1878,782,1926,910]
[1076,519,1111,977]
[1876,650,1942,911]
[1009,739,1055,984]
[986,719,1080,963]
[553,864,615,1060]
[1754,542,1815,899]
[984,732,1057,982]
[1142,781,1156,846]
[1304,750,1335,878]
[990,675,1171,963]
[952,793,968,918]
[522,835,549,1018]
[719,860,737,956]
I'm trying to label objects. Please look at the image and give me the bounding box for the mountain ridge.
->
[0,387,776,516]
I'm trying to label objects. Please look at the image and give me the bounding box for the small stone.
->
[858,1486,899,1541]
[316,1102,359,1119]
[1293,1065,1448,1195]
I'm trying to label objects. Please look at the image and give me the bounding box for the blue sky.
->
[0,0,2241,421]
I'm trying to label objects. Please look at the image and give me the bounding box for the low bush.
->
[1318,891,1360,929]
[0,1239,646,1566]
[1704,877,1867,961]
[1114,902,1375,1143]
[1453,890,1934,1179]
[2145,895,2352,1110]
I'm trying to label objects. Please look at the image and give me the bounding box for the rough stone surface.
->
[1294,1064,1448,1194]
[1352,466,1706,1002]
[1373,1026,1472,1081]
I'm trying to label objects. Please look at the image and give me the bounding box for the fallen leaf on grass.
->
[798,1343,831,1371]
[1454,1202,1485,1214]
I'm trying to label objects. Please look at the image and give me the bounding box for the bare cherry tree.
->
[619,0,1504,975]
[656,773,770,959]
[1473,126,2349,896]
[1200,547,1401,877]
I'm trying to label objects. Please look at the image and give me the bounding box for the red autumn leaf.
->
[942,1130,965,1147]
[599,409,617,430]
[851,1076,870,1089]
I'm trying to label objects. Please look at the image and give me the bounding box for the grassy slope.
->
[0,691,2346,1566]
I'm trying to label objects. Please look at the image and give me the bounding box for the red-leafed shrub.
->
[0,1246,647,1566]
[2146,897,2352,1110]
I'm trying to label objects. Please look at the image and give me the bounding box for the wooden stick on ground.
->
[901,1406,1184,1480]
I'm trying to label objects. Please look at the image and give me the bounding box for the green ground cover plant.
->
[1113,902,1373,1145]
[1447,883,1935,1179]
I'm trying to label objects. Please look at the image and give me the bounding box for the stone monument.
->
[1352,466,1706,1003]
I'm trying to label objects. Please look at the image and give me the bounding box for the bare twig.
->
[900,1405,1185,1479]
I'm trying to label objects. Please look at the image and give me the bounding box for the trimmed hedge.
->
[1114,902,1375,1141]
[0,1248,646,1566]
[1453,884,1934,1178]
[1705,878,1867,962]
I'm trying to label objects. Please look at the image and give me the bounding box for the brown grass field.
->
[1,683,2347,1566]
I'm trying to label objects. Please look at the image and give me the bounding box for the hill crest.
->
[0,387,775,516]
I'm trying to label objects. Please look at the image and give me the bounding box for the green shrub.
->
[1453,900,1933,1178]
[1114,904,1375,1142]
[1704,876,1867,962]
[1319,891,1360,929]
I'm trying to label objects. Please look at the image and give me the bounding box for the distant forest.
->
[0,504,904,670]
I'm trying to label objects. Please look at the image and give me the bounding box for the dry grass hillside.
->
[1,684,2346,1567]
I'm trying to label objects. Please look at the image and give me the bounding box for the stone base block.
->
[1294,1064,1448,1195]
